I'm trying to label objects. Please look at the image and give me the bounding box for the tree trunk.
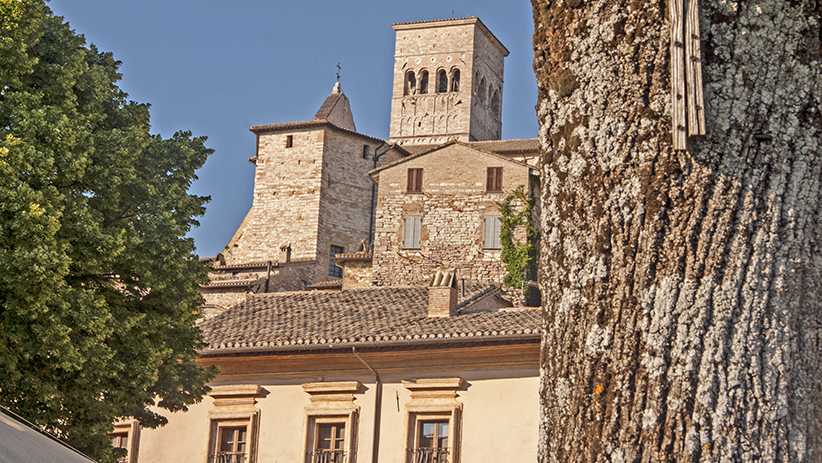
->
[532,0,822,461]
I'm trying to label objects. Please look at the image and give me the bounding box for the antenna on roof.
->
[452,9,455,18]
[336,62,342,82]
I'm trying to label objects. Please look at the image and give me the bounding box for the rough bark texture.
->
[533,0,822,461]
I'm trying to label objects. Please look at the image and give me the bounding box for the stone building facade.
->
[389,17,508,145]
[123,16,545,463]
[201,17,539,307]
[370,142,535,286]
[202,85,405,308]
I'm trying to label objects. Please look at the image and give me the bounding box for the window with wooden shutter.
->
[486,167,503,192]
[404,216,421,249]
[407,168,423,193]
[483,216,501,249]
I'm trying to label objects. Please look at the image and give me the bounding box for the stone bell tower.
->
[388,17,509,146]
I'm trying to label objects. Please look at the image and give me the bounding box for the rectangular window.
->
[214,426,247,463]
[403,378,462,463]
[483,216,501,249]
[403,216,421,249]
[313,422,346,463]
[407,168,423,193]
[111,433,129,463]
[207,385,261,463]
[412,420,449,463]
[362,145,370,160]
[286,135,294,148]
[110,421,140,463]
[302,382,359,463]
[329,245,344,278]
[486,167,503,192]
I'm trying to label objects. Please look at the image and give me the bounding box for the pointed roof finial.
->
[332,81,341,94]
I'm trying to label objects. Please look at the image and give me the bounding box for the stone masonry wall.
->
[389,19,506,145]
[222,127,324,270]
[316,130,385,281]
[372,143,532,286]
[469,26,506,141]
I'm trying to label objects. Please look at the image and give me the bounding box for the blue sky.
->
[48,0,539,257]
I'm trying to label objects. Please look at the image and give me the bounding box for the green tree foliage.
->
[495,185,540,306]
[0,1,217,460]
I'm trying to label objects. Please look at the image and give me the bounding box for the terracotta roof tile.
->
[313,93,344,120]
[306,280,343,290]
[398,139,539,157]
[249,119,386,144]
[200,285,539,351]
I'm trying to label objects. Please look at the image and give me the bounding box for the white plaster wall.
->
[135,370,538,463]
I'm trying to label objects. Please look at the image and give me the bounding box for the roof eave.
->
[200,332,541,356]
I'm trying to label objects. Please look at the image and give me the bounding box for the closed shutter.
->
[404,216,421,249]
[407,168,423,193]
[487,167,503,192]
[484,216,501,249]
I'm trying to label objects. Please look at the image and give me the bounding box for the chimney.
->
[279,244,292,263]
[428,268,458,317]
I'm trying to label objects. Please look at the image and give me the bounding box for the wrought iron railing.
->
[308,449,347,463]
[408,447,449,463]
[207,452,246,463]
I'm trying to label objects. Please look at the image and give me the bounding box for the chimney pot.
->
[428,267,458,317]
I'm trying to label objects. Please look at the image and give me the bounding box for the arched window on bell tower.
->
[478,77,487,104]
[419,70,429,94]
[404,71,417,96]
[450,69,460,92]
[437,70,448,93]
[491,89,500,117]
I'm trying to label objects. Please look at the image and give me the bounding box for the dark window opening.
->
[363,145,369,159]
[111,433,129,463]
[491,90,501,117]
[491,88,500,116]
[209,426,247,463]
[409,420,449,463]
[329,245,344,278]
[478,77,486,104]
[286,135,293,148]
[451,69,460,92]
[405,71,417,96]
[407,168,423,193]
[419,71,429,94]
[311,423,346,463]
[437,70,448,93]
[487,167,503,192]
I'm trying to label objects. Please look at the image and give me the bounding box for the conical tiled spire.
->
[313,82,356,131]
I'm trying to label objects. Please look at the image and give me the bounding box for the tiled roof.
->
[306,280,343,290]
[334,251,372,263]
[313,92,344,121]
[369,140,534,178]
[201,278,266,290]
[249,119,386,144]
[392,16,479,27]
[398,139,539,157]
[200,285,540,352]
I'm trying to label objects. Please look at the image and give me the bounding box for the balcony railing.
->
[308,449,347,463]
[408,447,449,463]
[207,452,246,463]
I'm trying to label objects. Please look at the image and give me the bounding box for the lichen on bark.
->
[532,0,822,461]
